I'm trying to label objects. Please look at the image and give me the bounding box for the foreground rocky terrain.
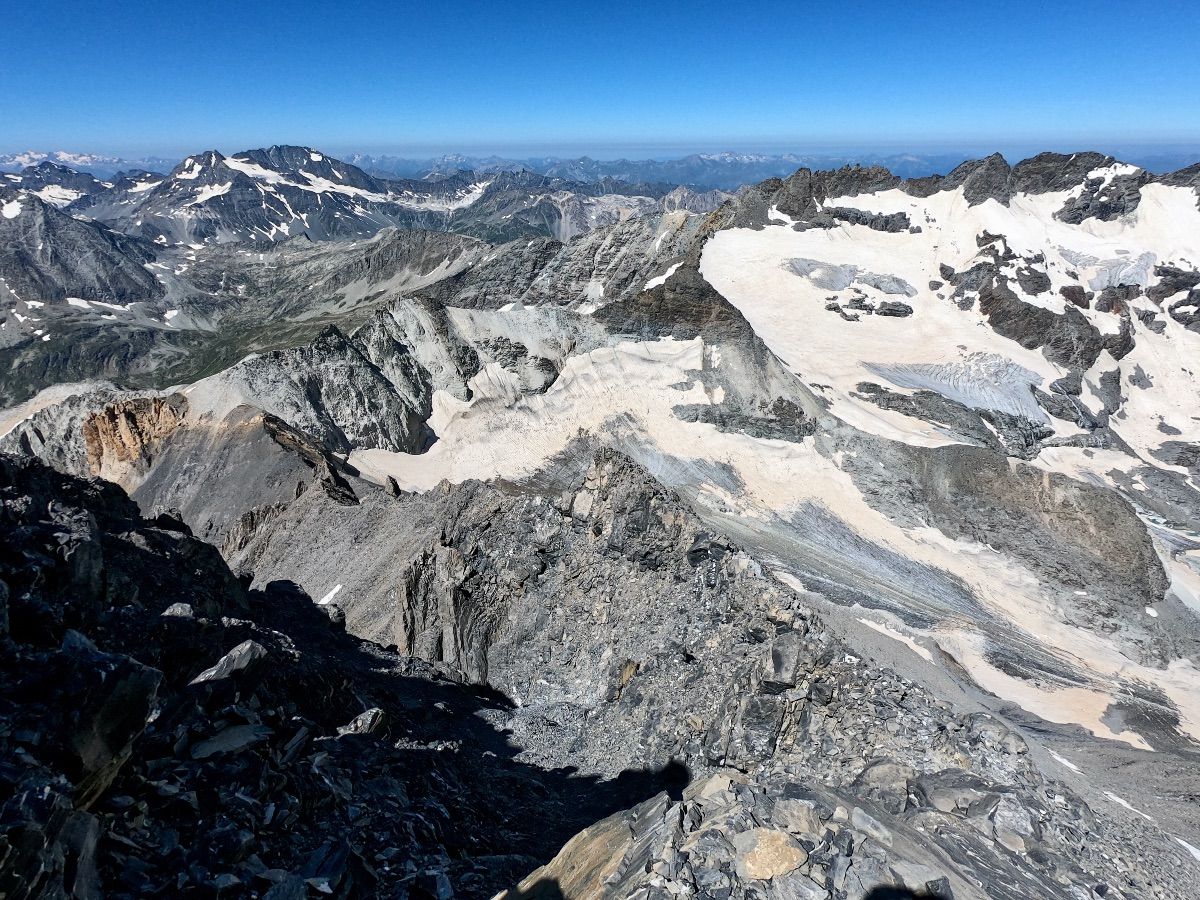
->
[0,454,704,898]
[4,149,1200,897]
[4,450,1198,898]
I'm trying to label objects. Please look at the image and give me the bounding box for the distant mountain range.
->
[1,144,717,249]
[0,150,180,179]
[11,147,1200,190]
[348,151,984,188]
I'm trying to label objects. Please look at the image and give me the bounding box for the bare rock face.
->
[914,152,1015,206]
[708,165,902,229]
[82,394,187,482]
[976,275,1107,371]
[208,324,435,454]
[0,388,120,476]
[0,455,695,899]
[661,185,734,215]
[1011,151,1113,194]
[0,191,163,304]
[286,450,1191,898]
[1057,168,1153,223]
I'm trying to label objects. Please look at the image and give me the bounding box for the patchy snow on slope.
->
[2,199,22,218]
[767,205,796,225]
[64,298,136,314]
[186,182,233,207]
[1085,162,1143,188]
[128,178,161,193]
[1104,792,1155,821]
[1175,837,1200,862]
[857,617,934,661]
[222,157,299,187]
[1047,749,1081,773]
[317,584,343,606]
[32,185,83,207]
[296,170,388,202]
[390,178,493,212]
[175,158,205,180]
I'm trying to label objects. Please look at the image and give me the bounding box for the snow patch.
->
[186,182,233,207]
[644,262,681,291]
[317,584,343,606]
[32,185,83,207]
[175,158,204,180]
[1104,792,1155,822]
[1174,837,1200,863]
[391,178,493,212]
[767,205,795,225]
[857,617,934,661]
[1047,749,1081,773]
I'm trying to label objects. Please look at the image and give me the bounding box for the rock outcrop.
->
[0,455,701,898]
[82,394,188,480]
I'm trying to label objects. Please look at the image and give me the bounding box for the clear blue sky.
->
[3,0,1198,157]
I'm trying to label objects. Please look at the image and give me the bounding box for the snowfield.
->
[701,182,1200,467]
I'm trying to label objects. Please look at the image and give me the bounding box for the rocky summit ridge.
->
[2,148,1200,898]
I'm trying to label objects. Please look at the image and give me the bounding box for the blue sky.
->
[3,0,1199,157]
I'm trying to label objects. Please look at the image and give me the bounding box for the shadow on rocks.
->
[249,579,693,890]
[498,878,565,900]
[0,447,697,900]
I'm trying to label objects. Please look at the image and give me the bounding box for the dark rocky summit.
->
[0,192,163,306]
